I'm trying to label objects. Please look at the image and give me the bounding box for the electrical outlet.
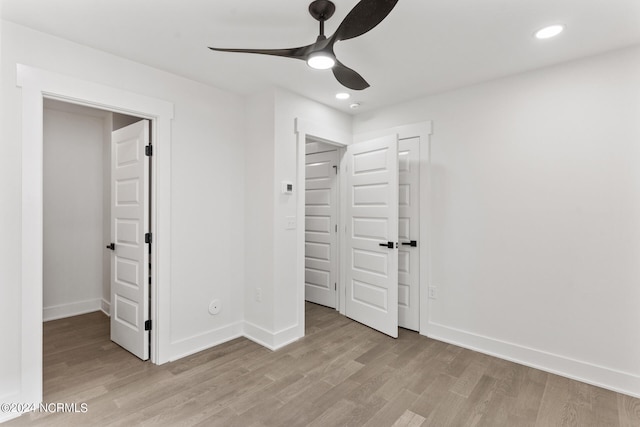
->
[255,288,262,302]
[428,286,438,299]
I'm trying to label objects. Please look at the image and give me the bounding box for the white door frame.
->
[295,118,351,337]
[17,64,174,405]
[354,122,432,334]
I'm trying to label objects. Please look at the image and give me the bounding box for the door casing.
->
[17,64,173,406]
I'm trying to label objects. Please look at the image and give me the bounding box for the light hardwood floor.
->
[6,302,640,426]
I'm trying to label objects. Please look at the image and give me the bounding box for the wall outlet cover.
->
[208,299,222,315]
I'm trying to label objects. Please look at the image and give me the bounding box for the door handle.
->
[106,243,115,250]
[379,242,394,249]
[401,240,417,247]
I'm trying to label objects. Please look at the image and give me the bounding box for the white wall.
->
[354,46,640,396]
[244,89,276,337]
[43,103,107,320]
[273,89,351,335]
[1,20,246,414]
[243,88,351,348]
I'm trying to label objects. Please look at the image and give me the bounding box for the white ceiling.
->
[2,0,640,114]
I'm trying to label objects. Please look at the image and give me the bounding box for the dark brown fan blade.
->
[332,60,370,90]
[333,0,398,42]
[208,45,311,60]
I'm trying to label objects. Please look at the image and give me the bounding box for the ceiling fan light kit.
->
[208,0,399,90]
[307,51,336,70]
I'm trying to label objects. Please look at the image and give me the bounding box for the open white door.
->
[398,137,420,331]
[345,135,399,338]
[109,120,150,360]
[305,150,338,308]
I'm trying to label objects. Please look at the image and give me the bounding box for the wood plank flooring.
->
[6,302,640,426]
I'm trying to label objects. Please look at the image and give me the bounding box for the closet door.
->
[344,135,399,338]
[305,150,338,308]
[398,137,420,331]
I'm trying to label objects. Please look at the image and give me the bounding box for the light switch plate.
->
[285,216,296,230]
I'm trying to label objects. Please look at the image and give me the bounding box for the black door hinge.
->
[145,233,152,244]
[145,320,152,331]
[145,145,153,156]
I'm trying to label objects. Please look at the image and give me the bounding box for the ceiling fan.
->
[208,0,399,90]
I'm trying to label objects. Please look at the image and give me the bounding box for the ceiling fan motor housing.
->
[309,0,336,22]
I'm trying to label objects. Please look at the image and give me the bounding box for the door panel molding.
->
[305,150,338,308]
[110,120,150,360]
[354,122,432,335]
[398,137,420,331]
[345,135,399,338]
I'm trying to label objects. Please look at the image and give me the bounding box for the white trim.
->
[17,64,174,408]
[0,413,21,424]
[243,321,301,351]
[0,392,22,423]
[428,322,640,399]
[43,299,102,322]
[101,298,111,316]
[294,118,351,339]
[20,85,44,405]
[169,322,244,362]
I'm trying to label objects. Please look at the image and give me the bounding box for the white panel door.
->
[110,120,150,360]
[305,150,338,308]
[398,138,420,331]
[345,135,399,338]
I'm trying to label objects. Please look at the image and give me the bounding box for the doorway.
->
[43,99,152,360]
[296,119,432,340]
[303,133,418,337]
[18,64,174,405]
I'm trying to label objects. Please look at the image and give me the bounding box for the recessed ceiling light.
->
[336,93,350,100]
[535,24,564,40]
[349,102,361,109]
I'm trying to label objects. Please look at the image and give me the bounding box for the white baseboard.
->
[426,322,640,399]
[0,409,22,424]
[100,299,110,316]
[243,321,300,351]
[168,321,244,362]
[0,392,24,423]
[43,299,102,322]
